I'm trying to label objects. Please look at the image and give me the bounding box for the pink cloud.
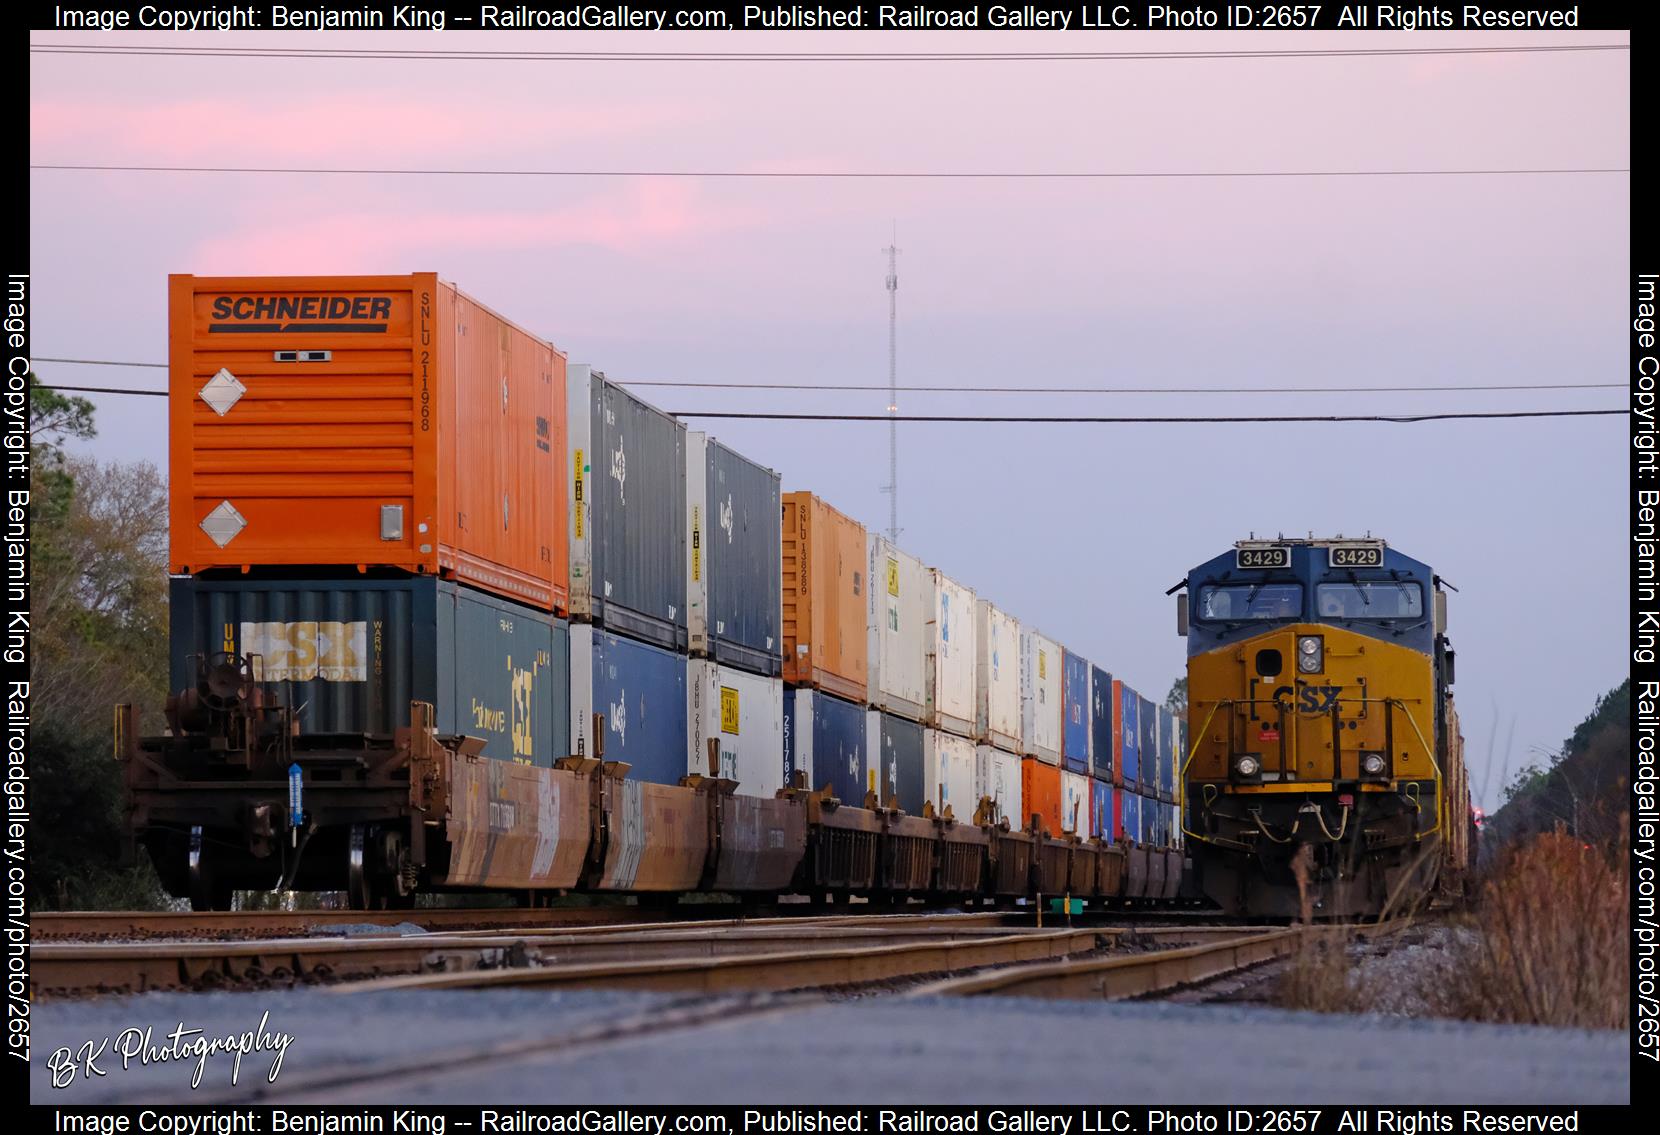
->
[30,93,703,164]
[188,179,758,272]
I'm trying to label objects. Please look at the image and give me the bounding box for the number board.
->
[1235,546,1290,570]
[1328,545,1383,568]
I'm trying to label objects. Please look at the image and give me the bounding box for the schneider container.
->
[1138,694,1158,796]
[1062,649,1091,774]
[925,569,977,737]
[975,600,1021,752]
[687,660,783,796]
[568,365,687,651]
[686,432,782,677]
[169,574,569,766]
[780,493,868,703]
[923,729,976,820]
[975,745,1023,831]
[783,688,867,806]
[1020,628,1062,764]
[168,274,568,613]
[569,624,687,784]
[867,535,929,722]
[1090,665,1114,782]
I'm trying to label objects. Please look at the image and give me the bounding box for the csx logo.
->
[1273,685,1345,714]
[241,621,366,682]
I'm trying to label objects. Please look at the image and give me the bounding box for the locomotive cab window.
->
[1194,583,1302,621]
[1315,581,1423,619]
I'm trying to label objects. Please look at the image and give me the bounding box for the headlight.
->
[1361,753,1387,776]
[1297,635,1323,673]
[1234,755,1261,777]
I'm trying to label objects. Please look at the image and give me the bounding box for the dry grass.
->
[1430,827,1629,1029]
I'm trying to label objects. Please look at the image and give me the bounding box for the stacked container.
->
[683,432,784,795]
[167,273,572,769]
[1117,680,1140,791]
[1137,694,1158,797]
[974,744,1023,830]
[780,494,871,804]
[1020,628,1062,764]
[924,730,977,820]
[567,366,693,777]
[1091,778,1114,842]
[867,535,929,722]
[869,710,925,813]
[925,569,977,737]
[784,687,868,805]
[1061,650,1091,774]
[975,600,1021,752]
[1061,768,1092,837]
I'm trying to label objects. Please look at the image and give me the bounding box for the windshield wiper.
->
[1344,568,1372,607]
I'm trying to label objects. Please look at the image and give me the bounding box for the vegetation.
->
[1163,676,1187,715]
[30,379,172,909]
[1489,679,1629,848]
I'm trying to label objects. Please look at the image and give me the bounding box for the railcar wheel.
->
[347,825,416,911]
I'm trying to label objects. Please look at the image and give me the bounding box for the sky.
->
[28,29,1630,810]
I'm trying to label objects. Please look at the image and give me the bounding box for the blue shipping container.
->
[1061,650,1091,773]
[783,688,868,806]
[1091,778,1113,842]
[170,574,568,767]
[570,625,687,785]
[1123,792,1141,844]
[1157,706,1175,797]
[1090,665,1114,781]
[1120,685,1140,787]
[1137,695,1158,793]
[869,711,925,814]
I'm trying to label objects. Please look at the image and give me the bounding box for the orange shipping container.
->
[168,274,568,613]
[1021,756,1063,839]
[781,492,868,703]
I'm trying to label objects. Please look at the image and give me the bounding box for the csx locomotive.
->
[1176,537,1470,919]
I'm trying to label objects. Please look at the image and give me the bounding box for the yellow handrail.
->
[1387,697,1444,843]
[1177,700,1225,846]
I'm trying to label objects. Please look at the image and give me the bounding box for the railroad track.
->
[33,903,1232,941]
[31,909,1253,998]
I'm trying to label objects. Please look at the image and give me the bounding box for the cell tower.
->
[882,233,900,543]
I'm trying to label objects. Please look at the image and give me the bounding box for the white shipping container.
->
[926,570,978,737]
[867,534,929,722]
[566,363,599,619]
[688,660,784,797]
[923,730,976,820]
[685,430,710,655]
[1061,769,1091,836]
[975,745,1023,832]
[975,600,1021,751]
[1020,628,1063,764]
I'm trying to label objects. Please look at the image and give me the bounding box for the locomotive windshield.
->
[1315,581,1423,619]
[1195,583,1302,621]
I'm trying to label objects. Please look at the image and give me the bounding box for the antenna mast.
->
[882,231,900,543]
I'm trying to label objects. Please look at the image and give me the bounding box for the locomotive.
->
[1175,537,1471,919]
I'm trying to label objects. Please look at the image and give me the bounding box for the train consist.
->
[120,273,1467,918]
[1176,539,1474,918]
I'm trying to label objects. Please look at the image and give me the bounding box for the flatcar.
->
[1174,537,1470,918]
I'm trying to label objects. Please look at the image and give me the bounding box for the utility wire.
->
[29,360,1622,396]
[667,409,1622,423]
[27,43,1632,62]
[33,386,1621,424]
[31,163,1628,180]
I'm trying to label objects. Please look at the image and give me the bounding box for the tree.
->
[1163,676,1187,715]
[28,381,171,909]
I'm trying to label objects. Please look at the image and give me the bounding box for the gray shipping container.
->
[568,366,688,651]
[867,710,925,815]
[687,432,782,677]
[169,575,569,767]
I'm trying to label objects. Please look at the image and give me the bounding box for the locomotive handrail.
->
[1385,697,1444,843]
[1177,700,1225,846]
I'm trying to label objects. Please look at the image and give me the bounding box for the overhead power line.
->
[669,409,1621,424]
[31,163,1628,180]
[27,43,1631,63]
[29,360,1622,396]
[32,386,1620,424]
